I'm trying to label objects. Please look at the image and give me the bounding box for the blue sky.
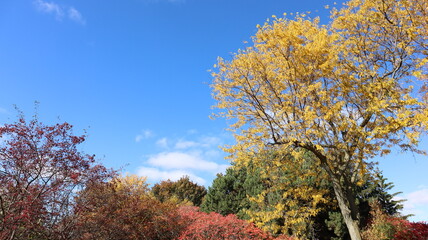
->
[0,0,427,221]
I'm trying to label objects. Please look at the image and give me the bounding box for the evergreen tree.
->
[200,163,264,218]
[369,172,404,216]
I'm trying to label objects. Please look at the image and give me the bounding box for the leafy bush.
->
[394,221,428,240]
[177,206,276,240]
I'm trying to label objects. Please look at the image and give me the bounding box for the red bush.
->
[394,221,428,240]
[177,206,276,240]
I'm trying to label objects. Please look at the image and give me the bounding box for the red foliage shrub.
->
[177,206,275,240]
[394,221,428,240]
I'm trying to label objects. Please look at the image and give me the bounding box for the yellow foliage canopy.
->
[212,0,427,239]
[242,149,333,238]
[212,0,427,185]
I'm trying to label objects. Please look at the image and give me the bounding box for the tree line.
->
[0,116,269,240]
[1,115,427,239]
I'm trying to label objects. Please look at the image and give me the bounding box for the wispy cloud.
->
[174,136,222,149]
[33,0,85,25]
[396,187,428,221]
[406,188,428,206]
[135,130,154,142]
[33,0,63,19]
[68,7,86,25]
[136,133,229,186]
[175,140,199,149]
[147,151,227,172]
[137,167,206,185]
[156,137,168,148]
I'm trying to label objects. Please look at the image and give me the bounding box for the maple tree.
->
[0,115,113,240]
[211,0,427,239]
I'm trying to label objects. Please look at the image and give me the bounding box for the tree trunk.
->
[331,177,362,240]
[305,145,363,240]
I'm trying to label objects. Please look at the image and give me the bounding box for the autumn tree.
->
[245,150,333,238]
[202,151,333,239]
[211,0,427,239]
[151,176,207,206]
[203,152,405,239]
[75,175,185,240]
[0,115,113,240]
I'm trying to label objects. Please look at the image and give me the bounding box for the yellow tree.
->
[243,149,332,239]
[211,0,427,239]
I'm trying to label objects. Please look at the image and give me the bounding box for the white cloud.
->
[407,188,428,205]
[201,136,222,147]
[135,136,143,142]
[147,151,228,172]
[34,0,63,19]
[137,167,206,185]
[156,137,168,148]
[175,140,199,149]
[173,136,221,149]
[396,188,428,221]
[135,132,229,187]
[33,0,85,24]
[135,130,154,142]
[68,7,86,25]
